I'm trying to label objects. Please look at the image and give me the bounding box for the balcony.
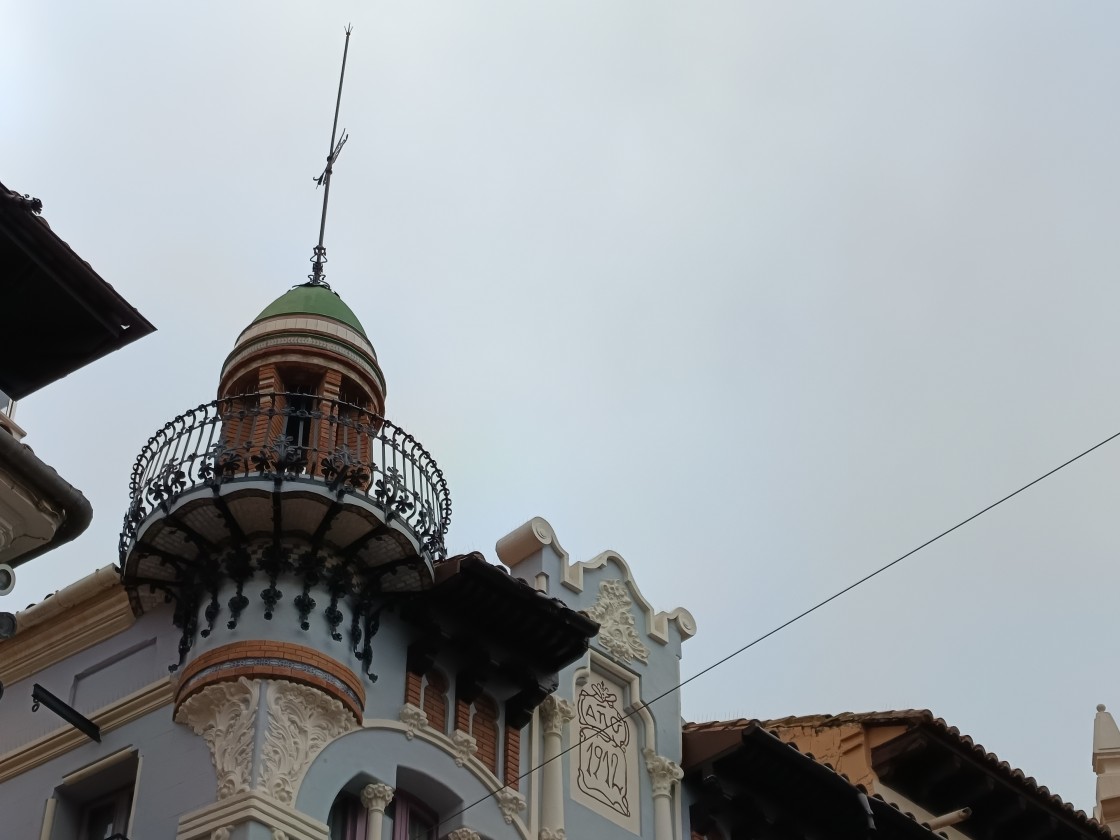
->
[119,394,451,594]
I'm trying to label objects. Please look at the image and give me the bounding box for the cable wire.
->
[438,425,1120,832]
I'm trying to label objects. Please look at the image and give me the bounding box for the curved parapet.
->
[496,516,696,647]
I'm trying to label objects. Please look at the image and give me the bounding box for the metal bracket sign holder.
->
[31,683,101,742]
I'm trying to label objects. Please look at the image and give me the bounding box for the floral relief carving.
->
[586,580,649,664]
[175,677,259,799]
[259,680,357,805]
[361,782,395,812]
[399,703,428,739]
[447,829,481,840]
[539,695,575,737]
[495,786,527,824]
[643,748,683,797]
[451,729,479,767]
[539,830,566,840]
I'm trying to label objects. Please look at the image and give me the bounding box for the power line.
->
[438,425,1120,833]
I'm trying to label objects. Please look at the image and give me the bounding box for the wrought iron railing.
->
[119,393,451,563]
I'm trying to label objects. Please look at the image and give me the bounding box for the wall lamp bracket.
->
[31,683,100,743]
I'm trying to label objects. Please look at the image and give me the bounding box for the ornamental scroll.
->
[571,673,640,833]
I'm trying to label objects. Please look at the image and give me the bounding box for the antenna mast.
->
[308,24,353,287]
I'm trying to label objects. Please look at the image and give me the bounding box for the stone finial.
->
[1095,704,1120,771]
[361,783,395,812]
[1094,703,1120,832]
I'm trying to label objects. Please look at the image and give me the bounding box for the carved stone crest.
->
[451,729,479,767]
[576,680,632,817]
[260,680,357,804]
[175,677,259,799]
[586,580,649,664]
[495,786,527,824]
[399,703,428,739]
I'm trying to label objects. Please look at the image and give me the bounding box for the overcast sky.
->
[6,0,1120,813]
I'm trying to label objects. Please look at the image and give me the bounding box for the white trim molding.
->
[177,789,328,840]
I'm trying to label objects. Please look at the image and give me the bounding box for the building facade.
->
[0,281,697,840]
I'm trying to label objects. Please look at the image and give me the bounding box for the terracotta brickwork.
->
[422,670,449,733]
[455,697,472,735]
[503,724,521,788]
[405,669,423,707]
[472,694,500,775]
[175,639,365,723]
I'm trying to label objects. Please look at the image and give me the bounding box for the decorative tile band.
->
[176,641,365,722]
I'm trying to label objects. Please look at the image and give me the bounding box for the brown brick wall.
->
[423,670,449,733]
[472,694,499,775]
[504,724,521,788]
[405,670,423,707]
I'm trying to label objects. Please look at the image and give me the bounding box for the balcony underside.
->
[121,479,433,594]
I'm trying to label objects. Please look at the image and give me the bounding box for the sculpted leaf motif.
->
[174,678,259,799]
[260,680,358,804]
[585,580,649,664]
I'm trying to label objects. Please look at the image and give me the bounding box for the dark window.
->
[285,391,314,451]
[390,793,438,840]
[79,786,132,840]
[327,791,367,840]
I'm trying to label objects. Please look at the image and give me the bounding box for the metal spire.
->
[308,24,353,287]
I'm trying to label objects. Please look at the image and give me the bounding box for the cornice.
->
[0,676,173,783]
[0,576,135,687]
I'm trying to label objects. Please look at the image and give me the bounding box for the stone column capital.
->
[643,748,683,797]
[360,782,395,812]
[539,695,575,736]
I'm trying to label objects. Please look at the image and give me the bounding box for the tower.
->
[119,277,449,711]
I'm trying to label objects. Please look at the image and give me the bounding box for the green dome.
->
[253,283,368,338]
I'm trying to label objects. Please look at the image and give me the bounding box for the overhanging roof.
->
[0,182,155,400]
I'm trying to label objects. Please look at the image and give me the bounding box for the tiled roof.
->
[686,718,943,839]
[684,711,1113,839]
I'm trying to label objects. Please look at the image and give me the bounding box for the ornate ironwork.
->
[119,392,452,567]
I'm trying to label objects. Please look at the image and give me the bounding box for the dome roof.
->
[252,283,367,338]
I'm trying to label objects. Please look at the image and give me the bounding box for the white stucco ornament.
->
[175,677,260,799]
[361,782,395,812]
[539,695,576,736]
[211,827,233,840]
[495,786,527,824]
[451,729,479,767]
[447,829,481,840]
[399,703,428,739]
[539,830,567,840]
[643,748,683,797]
[586,580,649,664]
[271,830,288,840]
[260,680,357,805]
